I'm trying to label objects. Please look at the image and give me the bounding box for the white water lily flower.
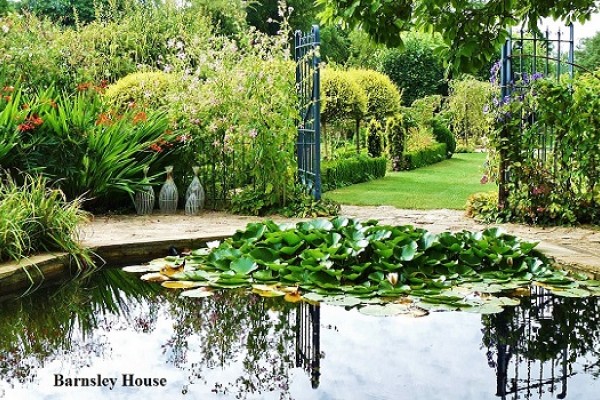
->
[387,272,399,286]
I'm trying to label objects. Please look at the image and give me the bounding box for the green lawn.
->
[325,152,494,209]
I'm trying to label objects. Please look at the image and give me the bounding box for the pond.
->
[0,268,599,400]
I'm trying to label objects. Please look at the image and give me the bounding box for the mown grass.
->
[325,152,494,209]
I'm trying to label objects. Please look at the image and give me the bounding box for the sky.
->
[543,12,600,43]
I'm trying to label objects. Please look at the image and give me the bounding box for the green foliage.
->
[385,116,405,171]
[465,191,502,223]
[345,29,387,70]
[379,39,446,105]
[319,25,351,64]
[104,71,173,110]
[277,185,341,218]
[0,0,10,14]
[347,68,401,120]
[447,77,494,146]
[401,143,447,170]
[431,117,456,158]
[489,73,600,224]
[0,87,171,209]
[246,0,316,35]
[19,0,108,25]
[320,68,367,124]
[316,0,597,73]
[366,119,384,157]
[0,174,90,265]
[321,155,387,191]
[575,31,600,71]
[136,217,600,310]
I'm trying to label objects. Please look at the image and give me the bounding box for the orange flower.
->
[149,143,163,152]
[18,123,34,132]
[2,86,14,93]
[22,103,29,110]
[133,111,147,124]
[95,113,112,126]
[77,82,92,92]
[3,95,10,102]
[28,114,43,126]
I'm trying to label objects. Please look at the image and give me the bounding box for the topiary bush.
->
[431,117,456,158]
[104,71,174,110]
[366,119,384,157]
[347,68,401,120]
[380,39,447,106]
[320,68,367,125]
[465,191,501,223]
[386,116,405,171]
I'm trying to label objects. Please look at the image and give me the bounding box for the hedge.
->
[321,155,387,191]
[400,143,447,170]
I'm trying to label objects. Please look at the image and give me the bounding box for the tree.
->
[316,0,599,72]
[575,32,600,71]
[246,0,317,34]
[0,0,10,15]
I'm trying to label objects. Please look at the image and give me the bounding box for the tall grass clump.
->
[0,174,91,267]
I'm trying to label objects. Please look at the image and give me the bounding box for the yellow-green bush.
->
[320,69,367,124]
[347,68,401,120]
[104,71,173,110]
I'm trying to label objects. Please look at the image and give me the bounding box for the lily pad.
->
[358,303,411,317]
[180,287,214,298]
[122,264,161,273]
[140,272,170,282]
[162,281,206,289]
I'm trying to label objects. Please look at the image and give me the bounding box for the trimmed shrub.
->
[431,117,456,158]
[380,39,447,106]
[386,116,405,171]
[320,69,367,124]
[465,191,501,223]
[104,71,173,110]
[321,155,387,191]
[447,78,494,146]
[401,143,447,170]
[347,68,401,120]
[367,119,384,157]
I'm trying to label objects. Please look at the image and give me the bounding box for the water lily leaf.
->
[162,281,205,289]
[191,248,211,256]
[359,303,411,317]
[253,288,286,297]
[280,242,304,256]
[323,295,362,307]
[180,287,214,298]
[230,257,258,275]
[582,280,600,287]
[160,264,185,277]
[253,270,276,281]
[122,264,161,273]
[183,270,219,281]
[284,292,303,303]
[462,303,505,314]
[398,241,418,261]
[165,255,183,262]
[302,292,327,302]
[249,247,279,263]
[417,302,459,312]
[140,272,170,282]
[282,231,303,246]
[206,240,221,249]
[331,216,350,229]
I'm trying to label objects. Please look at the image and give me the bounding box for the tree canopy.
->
[575,31,600,71]
[316,0,599,72]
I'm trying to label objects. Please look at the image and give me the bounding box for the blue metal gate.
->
[294,25,322,200]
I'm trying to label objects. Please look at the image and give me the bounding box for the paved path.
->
[80,206,600,275]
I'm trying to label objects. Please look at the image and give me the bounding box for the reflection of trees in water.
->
[0,269,161,386]
[162,289,321,398]
[0,269,322,399]
[482,286,600,399]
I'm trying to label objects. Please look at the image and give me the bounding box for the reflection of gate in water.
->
[487,286,571,399]
[295,302,321,388]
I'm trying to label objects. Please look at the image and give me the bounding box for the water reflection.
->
[0,269,598,400]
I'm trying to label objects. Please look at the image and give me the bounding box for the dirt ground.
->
[80,205,600,274]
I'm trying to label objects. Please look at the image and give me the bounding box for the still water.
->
[0,268,599,400]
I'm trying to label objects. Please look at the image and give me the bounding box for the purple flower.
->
[531,72,544,81]
[483,104,489,114]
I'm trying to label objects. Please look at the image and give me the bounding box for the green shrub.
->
[401,143,447,170]
[321,155,387,191]
[447,78,494,146]
[366,119,384,157]
[386,116,405,171]
[465,191,501,223]
[379,39,447,106]
[104,71,173,110]
[0,174,90,264]
[347,68,401,120]
[431,117,456,158]
[320,68,367,124]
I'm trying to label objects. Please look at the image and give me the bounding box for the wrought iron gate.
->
[497,25,575,207]
[294,25,322,200]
